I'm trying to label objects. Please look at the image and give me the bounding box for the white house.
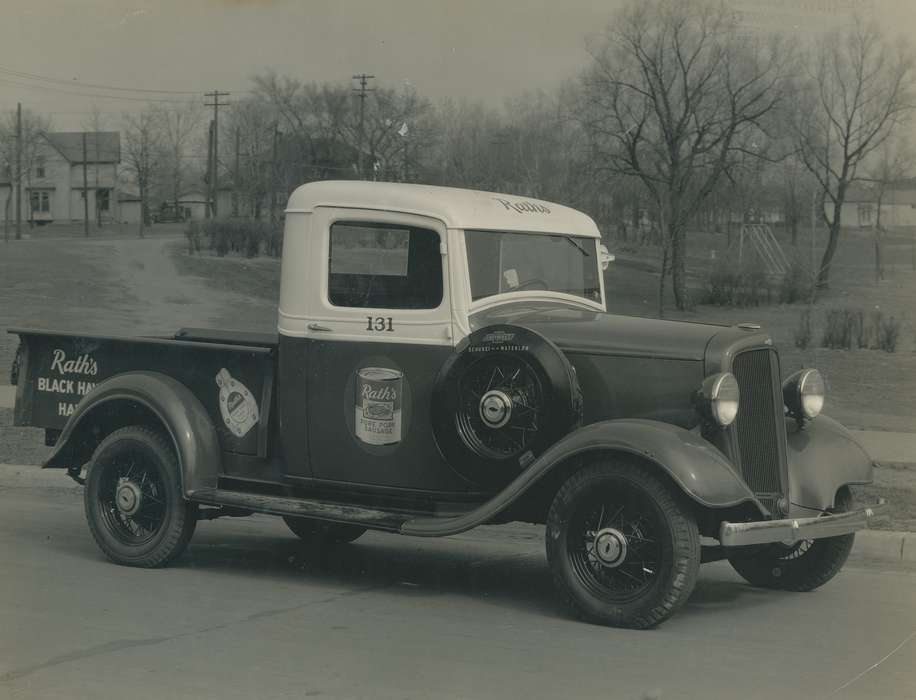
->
[9,131,121,225]
[826,180,916,228]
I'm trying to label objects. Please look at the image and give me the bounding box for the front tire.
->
[84,426,197,568]
[283,517,366,544]
[728,489,855,591]
[546,460,700,629]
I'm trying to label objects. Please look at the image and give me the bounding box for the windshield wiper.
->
[562,235,590,257]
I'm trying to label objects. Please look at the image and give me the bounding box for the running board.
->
[189,488,411,532]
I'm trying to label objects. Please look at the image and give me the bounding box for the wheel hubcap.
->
[116,479,143,516]
[479,390,513,428]
[593,527,628,568]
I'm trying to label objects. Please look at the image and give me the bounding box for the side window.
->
[328,221,443,309]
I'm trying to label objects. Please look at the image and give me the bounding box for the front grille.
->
[731,349,788,513]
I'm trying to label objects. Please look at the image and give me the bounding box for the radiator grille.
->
[731,349,786,507]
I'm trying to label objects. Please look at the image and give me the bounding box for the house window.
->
[857,203,874,226]
[328,221,443,309]
[35,157,45,179]
[29,190,51,213]
[96,188,110,212]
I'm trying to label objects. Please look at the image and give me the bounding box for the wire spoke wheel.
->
[97,450,168,546]
[84,426,197,568]
[455,354,544,460]
[546,460,699,629]
[432,324,581,489]
[567,484,663,604]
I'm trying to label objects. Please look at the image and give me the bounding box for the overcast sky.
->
[0,0,912,130]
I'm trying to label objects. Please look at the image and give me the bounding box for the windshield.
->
[465,230,602,304]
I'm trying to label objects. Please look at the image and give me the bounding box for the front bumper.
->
[719,499,889,547]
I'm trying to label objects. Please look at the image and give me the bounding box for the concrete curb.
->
[850,529,916,567]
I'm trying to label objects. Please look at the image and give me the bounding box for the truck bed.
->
[9,327,276,458]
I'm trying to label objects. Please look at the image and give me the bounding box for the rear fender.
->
[402,419,759,537]
[786,414,875,514]
[45,371,221,496]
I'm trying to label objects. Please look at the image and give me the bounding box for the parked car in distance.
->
[8,181,887,628]
[151,202,188,224]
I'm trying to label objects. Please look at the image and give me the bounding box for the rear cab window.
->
[328,221,443,309]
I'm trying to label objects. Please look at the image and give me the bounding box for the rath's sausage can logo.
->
[355,367,403,445]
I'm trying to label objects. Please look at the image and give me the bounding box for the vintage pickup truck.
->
[9,181,887,629]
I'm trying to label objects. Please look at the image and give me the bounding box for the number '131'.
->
[366,316,394,332]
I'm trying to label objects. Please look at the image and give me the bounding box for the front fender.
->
[45,371,221,496]
[787,414,874,515]
[402,419,759,537]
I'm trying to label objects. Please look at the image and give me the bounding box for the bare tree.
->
[580,0,791,312]
[223,97,277,218]
[120,108,162,237]
[0,108,52,238]
[153,102,203,222]
[794,18,915,289]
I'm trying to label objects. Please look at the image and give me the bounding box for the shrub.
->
[183,221,202,254]
[794,309,812,350]
[868,310,900,353]
[779,260,814,304]
[197,218,280,258]
[267,224,284,258]
[702,261,772,307]
[821,308,857,349]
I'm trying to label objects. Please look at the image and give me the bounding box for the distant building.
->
[118,191,143,225]
[3,131,121,225]
[827,180,916,228]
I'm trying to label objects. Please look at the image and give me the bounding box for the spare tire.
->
[432,324,582,489]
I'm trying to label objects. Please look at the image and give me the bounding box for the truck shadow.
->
[175,526,778,623]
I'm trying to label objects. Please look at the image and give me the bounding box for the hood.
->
[469,302,727,362]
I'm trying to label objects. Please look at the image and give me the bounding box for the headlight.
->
[697,372,740,427]
[783,369,825,422]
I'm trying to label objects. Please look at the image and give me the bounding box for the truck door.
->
[294,208,470,493]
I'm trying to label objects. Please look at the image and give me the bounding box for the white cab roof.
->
[285,180,600,238]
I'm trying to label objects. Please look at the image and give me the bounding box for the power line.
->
[0,76,201,104]
[0,64,250,96]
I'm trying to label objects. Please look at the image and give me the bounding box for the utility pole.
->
[352,74,374,179]
[15,102,22,240]
[233,127,240,218]
[205,120,214,219]
[82,133,89,237]
[204,91,230,217]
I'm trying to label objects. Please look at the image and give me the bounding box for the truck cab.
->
[9,181,887,629]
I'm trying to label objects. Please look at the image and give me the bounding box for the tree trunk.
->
[657,244,668,319]
[817,219,841,289]
[874,192,885,281]
[817,183,847,289]
[670,226,690,310]
[874,231,881,280]
[138,183,145,238]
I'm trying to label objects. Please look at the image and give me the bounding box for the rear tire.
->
[283,517,366,544]
[728,489,855,591]
[84,426,197,568]
[546,459,700,629]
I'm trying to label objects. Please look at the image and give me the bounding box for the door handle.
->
[307,323,332,332]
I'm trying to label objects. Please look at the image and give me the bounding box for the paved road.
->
[1,467,914,700]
